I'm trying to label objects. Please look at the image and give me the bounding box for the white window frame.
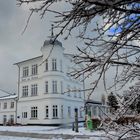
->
[67,85,70,96]
[31,84,38,96]
[68,106,71,118]
[31,107,38,119]
[60,60,63,72]
[31,64,38,75]
[10,102,14,108]
[23,66,29,77]
[61,81,63,94]
[52,105,58,118]
[3,102,7,109]
[45,106,49,118]
[52,59,57,71]
[45,81,48,94]
[22,112,27,118]
[61,105,64,118]
[52,81,57,93]
[22,86,28,97]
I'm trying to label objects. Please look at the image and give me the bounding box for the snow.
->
[0,136,40,140]
[0,94,17,100]
[0,125,106,140]
[0,125,104,136]
[0,135,103,140]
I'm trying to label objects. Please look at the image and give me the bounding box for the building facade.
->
[0,94,17,125]
[15,38,84,125]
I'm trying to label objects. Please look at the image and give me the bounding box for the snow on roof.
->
[0,94,17,100]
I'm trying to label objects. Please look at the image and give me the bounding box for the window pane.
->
[52,81,57,93]
[53,105,58,118]
[22,86,28,97]
[46,106,49,118]
[23,67,29,77]
[32,64,38,75]
[45,81,48,93]
[52,59,57,71]
[31,84,38,96]
[31,107,38,119]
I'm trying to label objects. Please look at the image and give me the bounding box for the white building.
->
[0,91,17,125]
[15,38,84,125]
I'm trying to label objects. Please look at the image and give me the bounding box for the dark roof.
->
[85,100,102,105]
[43,39,62,47]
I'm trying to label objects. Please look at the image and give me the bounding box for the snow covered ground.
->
[0,125,106,140]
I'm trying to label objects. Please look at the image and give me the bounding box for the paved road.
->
[0,131,95,139]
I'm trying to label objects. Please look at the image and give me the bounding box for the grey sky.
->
[0,0,85,96]
[0,0,118,100]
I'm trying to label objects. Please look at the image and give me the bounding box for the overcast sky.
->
[0,0,86,95]
[0,0,119,100]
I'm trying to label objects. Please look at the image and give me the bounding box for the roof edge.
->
[14,55,43,65]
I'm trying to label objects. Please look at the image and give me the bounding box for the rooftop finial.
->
[51,24,54,37]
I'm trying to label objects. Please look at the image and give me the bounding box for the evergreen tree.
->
[108,92,118,111]
[136,97,140,114]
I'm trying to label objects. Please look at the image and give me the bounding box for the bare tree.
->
[17,0,140,96]
[17,0,140,139]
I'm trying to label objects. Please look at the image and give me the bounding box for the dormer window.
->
[32,64,38,75]
[23,66,29,77]
[52,59,57,71]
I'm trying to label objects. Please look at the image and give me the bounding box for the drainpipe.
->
[82,73,86,102]
[15,64,20,124]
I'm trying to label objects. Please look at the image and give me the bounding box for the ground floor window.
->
[9,115,14,124]
[22,112,27,118]
[61,105,64,118]
[46,106,49,118]
[53,105,58,118]
[68,106,71,118]
[3,115,7,125]
[31,107,38,119]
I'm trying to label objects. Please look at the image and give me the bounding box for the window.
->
[52,81,57,93]
[23,66,29,77]
[22,112,27,118]
[31,84,38,96]
[22,86,28,97]
[45,59,48,71]
[92,106,97,116]
[45,106,49,118]
[53,105,58,118]
[32,64,38,75]
[10,102,14,108]
[3,115,7,124]
[60,60,63,72]
[10,115,14,123]
[68,106,71,118]
[67,85,70,96]
[74,87,77,98]
[78,89,81,98]
[31,107,38,119]
[45,81,48,93]
[61,81,63,94]
[3,103,7,109]
[61,105,63,118]
[52,59,57,71]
